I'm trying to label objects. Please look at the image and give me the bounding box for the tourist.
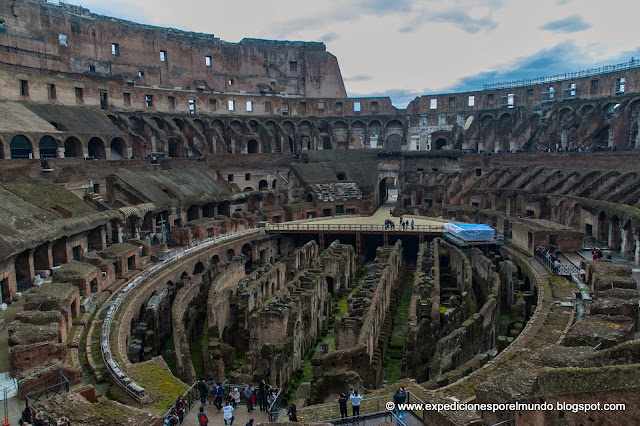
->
[56,417,71,426]
[206,378,216,406]
[350,389,363,418]
[165,411,179,425]
[607,252,612,260]
[230,387,241,407]
[198,377,207,405]
[338,393,349,419]
[222,401,235,426]
[215,381,225,412]
[33,411,46,426]
[174,395,185,424]
[198,406,208,426]
[258,380,266,411]
[287,403,298,422]
[393,387,406,425]
[411,219,414,230]
[244,384,254,412]
[20,405,34,424]
[246,420,254,426]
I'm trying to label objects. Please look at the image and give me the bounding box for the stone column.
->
[634,233,640,265]
[620,228,633,258]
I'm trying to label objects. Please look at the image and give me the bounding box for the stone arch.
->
[187,205,200,221]
[88,137,106,159]
[230,120,244,135]
[218,201,230,217]
[150,116,165,129]
[351,120,365,148]
[64,136,84,158]
[557,107,573,124]
[10,135,33,159]
[435,138,447,150]
[597,211,608,243]
[480,114,494,130]
[225,249,235,262]
[172,118,185,133]
[259,180,268,190]
[193,118,206,134]
[210,255,220,266]
[578,104,594,117]
[110,137,127,159]
[384,120,403,150]
[38,135,58,158]
[128,116,145,134]
[193,261,205,275]
[333,120,348,148]
[168,137,183,158]
[247,120,260,134]
[243,187,254,192]
[498,112,511,127]
[247,139,259,153]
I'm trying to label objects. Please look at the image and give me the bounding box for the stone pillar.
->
[634,233,640,265]
[620,228,633,258]
[114,222,124,244]
[608,219,620,250]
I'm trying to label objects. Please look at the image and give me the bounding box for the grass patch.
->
[126,358,188,414]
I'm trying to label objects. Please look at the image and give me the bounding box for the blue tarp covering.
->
[443,222,496,242]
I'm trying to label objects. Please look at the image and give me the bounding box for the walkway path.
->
[308,199,446,228]
[182,404,269,426]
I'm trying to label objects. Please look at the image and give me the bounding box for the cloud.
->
[430,9,498,34]
[344,75,373,82]
[556,0,570,4]
[442,44,640,94]
[539,15,591,33]
[398,26,415,33]
[349,88,423,109]
[319,32,340,43]
[359,0,414,14]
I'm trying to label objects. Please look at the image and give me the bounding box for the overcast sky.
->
[74,0,640,108]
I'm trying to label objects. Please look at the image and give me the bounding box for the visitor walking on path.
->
[338,393,349,419]
[222,401,235,426]
[197,406,208,426]
[350,389,363,418]
[393,387,406,425]
[244,384,254,412]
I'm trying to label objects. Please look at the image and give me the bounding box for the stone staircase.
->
[0,372,18,399]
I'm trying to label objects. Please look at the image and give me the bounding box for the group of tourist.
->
[385,216,415,231]
[166,379,278,426]
[376,150,403,157]
[19,405,71,426]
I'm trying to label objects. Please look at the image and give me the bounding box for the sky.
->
[73,0,640,108]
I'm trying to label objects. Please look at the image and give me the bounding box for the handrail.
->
[101,227,263,403]
[266,223,444,233]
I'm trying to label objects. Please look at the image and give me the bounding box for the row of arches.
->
[0,134,128,159]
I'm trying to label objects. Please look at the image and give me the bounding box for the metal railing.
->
[295,391,428,424]
[266,223,444,233]
[101,227,263,403]
[534,251,580,276]
[483,58,640,90]
[163,383,282,422]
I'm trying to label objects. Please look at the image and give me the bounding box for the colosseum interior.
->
[0,1,639,425]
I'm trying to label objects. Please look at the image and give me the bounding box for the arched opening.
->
[272,180,277,189]
[88,137,106,159]
[326,276,335,295]
[193,262,205,275]
[242,243,252,271]
[435,138,447,150]
[52,238,67,266]
[379,177,393,204]
[610,216,621,250]
[187,205,200,222]
[385,134,402,151]
[203,203,216,218]
[180,271,188,281]
[218,201,231,217]
[210,255,219,266]
[243,187,254,192]
[306,193,313,202]
[38,136,58,158]
[598,212,608,243]
[336,172,346,181]
[226,249,235,262]
[322,136,332,150]
[247,139,259,153]
[10,135,33,159]
[168,138,183,158]
[110,137,126,159]
[259,180,268,190]
[64,137,84,158]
